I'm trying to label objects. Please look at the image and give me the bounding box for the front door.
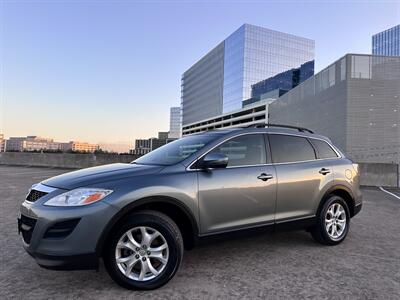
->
[197,134,277,234]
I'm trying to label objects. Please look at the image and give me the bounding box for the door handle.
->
[257,173,273,181]
[319,168,331,175]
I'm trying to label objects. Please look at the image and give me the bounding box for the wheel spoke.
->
[149,243,167,252]
[127,230,141,248]
[147,259,159,276]
[138,260,149,281]
[125,263,133,277]
[325,222,333,231]
[116,255,133,263]
[140,227,153,246]
[149,251,168,264]
[335,207,343,217]
[331,224,337,236]
[149,232,160,245]
[327,207,333,217]
[117,242,136,252]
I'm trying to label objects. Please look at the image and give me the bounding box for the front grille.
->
[26,189,48,202]
[20,214,37,244]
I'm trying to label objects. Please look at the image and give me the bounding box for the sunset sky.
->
[1,0,399,151]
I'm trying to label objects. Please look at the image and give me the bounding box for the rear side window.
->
[309,139,338,159]
[269,134,316,163]
[210,134,267,167]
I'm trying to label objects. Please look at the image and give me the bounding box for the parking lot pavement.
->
[1,165,399,299]
[381,187,400,198]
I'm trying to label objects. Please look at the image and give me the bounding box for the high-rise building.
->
[168,107,181,139]
[248,60,315,103]
[372,24,400,56]
[181,24,315,125]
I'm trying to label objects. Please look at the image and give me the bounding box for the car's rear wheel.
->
[310,195,350,245]
[104,210,183,290]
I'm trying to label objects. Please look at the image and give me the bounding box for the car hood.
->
[42,163,164,190]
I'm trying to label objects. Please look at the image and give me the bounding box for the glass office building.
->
[181,24,315,125]
[372,24,400,56]
[250,60,314,100]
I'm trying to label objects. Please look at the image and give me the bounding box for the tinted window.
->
[134,134,219,166]
[210,134,266,167]
[269,135,316,163]
[310,139,338,159]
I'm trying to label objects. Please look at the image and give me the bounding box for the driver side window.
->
[210,134,267,167]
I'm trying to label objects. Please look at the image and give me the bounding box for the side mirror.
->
[201,152,228,169]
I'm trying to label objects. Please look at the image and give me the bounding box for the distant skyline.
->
[1,1,399,150]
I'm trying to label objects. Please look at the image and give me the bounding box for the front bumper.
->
[26,249,99,270]
[19,195,118,270]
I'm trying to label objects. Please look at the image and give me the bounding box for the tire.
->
[310,195,350,246]
[104,210,183,290]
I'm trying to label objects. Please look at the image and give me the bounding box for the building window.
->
[328,64,335,87]
[351,55,371,79]
[340,57,346,81]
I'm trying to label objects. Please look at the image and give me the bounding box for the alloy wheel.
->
[325,203,347,240]
[115,226,169,281]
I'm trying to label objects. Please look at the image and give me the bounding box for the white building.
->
[5,136,99,153]
[6,136,59,152]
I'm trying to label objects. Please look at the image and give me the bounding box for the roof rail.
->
[246,123,314,134]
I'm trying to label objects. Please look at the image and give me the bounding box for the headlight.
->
[44,188,113,207]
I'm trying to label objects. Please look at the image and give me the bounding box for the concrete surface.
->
[359,163,399,188]
[1,165,399,299]
[0,152,137,169]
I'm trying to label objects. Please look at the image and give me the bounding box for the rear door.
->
[268,134,334,221]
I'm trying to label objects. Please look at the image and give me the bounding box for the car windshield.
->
[133,134,220,166]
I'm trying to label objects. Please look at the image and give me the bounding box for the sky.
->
[1,0,399,152]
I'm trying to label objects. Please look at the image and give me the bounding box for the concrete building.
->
[168,107,181,139]
[181,24,315,125]
[5,136,61,152]
[182,100,270,136]
[0,134,6,152]
[130,139,152,156]
[372,24,400,56]
[5,136,99,153]
[269,54,400,164]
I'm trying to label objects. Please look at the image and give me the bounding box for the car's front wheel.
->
[310,195,350,245]
[104,210,183,290]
